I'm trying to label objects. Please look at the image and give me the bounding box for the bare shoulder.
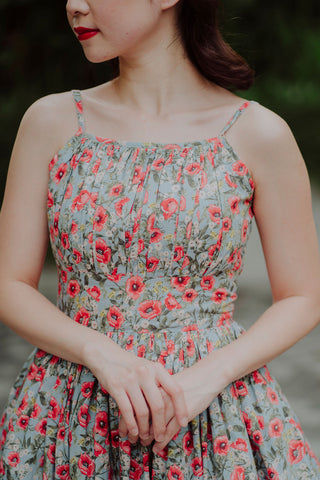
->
[225,99,305,190]
[19,90,78,160]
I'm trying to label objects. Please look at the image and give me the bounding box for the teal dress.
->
[0,90,319,479]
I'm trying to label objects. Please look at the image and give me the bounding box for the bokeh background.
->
[1,0,320,456]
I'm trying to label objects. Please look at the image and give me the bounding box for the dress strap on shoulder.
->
[219,99,259,136]
[71,89,86,133]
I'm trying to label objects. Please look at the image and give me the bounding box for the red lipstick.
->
[74,27,99,41]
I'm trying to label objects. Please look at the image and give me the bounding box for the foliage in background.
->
[1,0,320,209]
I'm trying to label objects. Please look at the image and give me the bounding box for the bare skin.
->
[0,0,320,455]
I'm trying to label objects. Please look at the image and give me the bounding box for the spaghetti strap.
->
[71,89,86,133]
[219,99,259,136]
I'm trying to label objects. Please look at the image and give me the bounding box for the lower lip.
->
[77,31,99,41]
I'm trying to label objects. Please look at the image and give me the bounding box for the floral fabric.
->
[0,90,319,479]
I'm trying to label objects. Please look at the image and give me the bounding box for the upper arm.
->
[225,102,320,303]
[0,93,74,288]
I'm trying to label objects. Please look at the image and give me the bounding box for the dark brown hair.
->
[109,0,255,90]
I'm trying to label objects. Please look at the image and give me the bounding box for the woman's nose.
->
[66,0,90,17]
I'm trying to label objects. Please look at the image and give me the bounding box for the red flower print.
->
[200,275,215,290]
[182,288,198,302]
[132,165,145,185]
[241,218,248,242]
[232,161,248,176]
[48,396,60,420]
[149,228,163,243]
[47,190,54,208]
[185,162,201,175]
[53,212,60,236]
[201,441,208,457]
[267,387,279,405]
[138,300,162,319]
[71,221,78,234]
[168,465,184,480]
[16,415,29,429]
[48,154,58,171]
[217,311,231,327]
[231,381,248,398]
[93,440,107,457]
[186,220,193,239]
[230,466,245,480]
[173,245,185,261]
[257,415,265,430]
[153,157,165,170]
[231,438,248,451]
[146,256,160,272]
[211,287,228,303]
[125,335,134,350]
[268,418,283,438]
[35,418,47,436]
[267,467,279,480]
[126,275,146,299]
[125,230,133,248]
[129,458,143,479]
[182,431,194,456]
[252,430,263,445]
[79,148,93,163]
[107,268,126,282]
[47,443,56,464]
[93,206,108,231]
[107,306,125,329]
[61,232,70,249]
[191,457,203,477]
[94,411,108,437]
[171,276,190,292]
[228,195,240,214]
[57,426,66,441]
[74,307,91,326]
[71,190,98,212]
[7,451,20,467]
[161,198,179,220]
[78,404,91,428]
[186,336,195,357]
[222,216,232,231]
[115,197,130,217]
[287,439,305,464]
[72,249,82,264]
[147,213,156,232]
[96,238,111,263]
[109,183,123,196]
[81,381,94,398]
[111,429,120,447]
[67,279,80,298]
[164,293,182,310]
[252,370,266,385]
[78,453,95,477]
[54,163,68,184]
[137,345,146,358]
[56,464,70,480]
[225,172,238,189]
[86,286,101,301]
[213,435,230,455]
[207,204,221,223]
[241,411,252,436]
[64,183,73,199]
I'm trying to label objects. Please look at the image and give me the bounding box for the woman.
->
[0,0,320,478]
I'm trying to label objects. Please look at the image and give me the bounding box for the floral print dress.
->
[0,89,319,480]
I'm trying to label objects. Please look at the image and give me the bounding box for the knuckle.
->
[136,364,148,375]
[152,402,164,414]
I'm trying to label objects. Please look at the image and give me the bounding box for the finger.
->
[155,367,189,427]
[118,414,129,438]
[114,390,139,438]
[152,416,181,454]
[139,375,166,442]
[126,382,151,441]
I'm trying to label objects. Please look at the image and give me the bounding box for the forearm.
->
[203,295,320,387]
[0,279,125,368]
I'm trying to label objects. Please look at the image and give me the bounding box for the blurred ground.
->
[0,181,319,458]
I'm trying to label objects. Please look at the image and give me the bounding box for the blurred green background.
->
[1,0,320,211]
